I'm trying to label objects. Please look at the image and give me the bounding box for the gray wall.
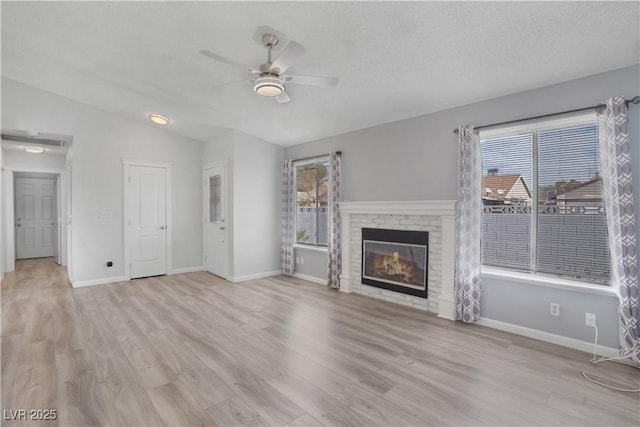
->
[284,65,640,348]
[294,246,328,280]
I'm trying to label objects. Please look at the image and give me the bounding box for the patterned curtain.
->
[281,159,295,275]
[455,125,482,323]
[597,97,640,362]
[327,152,342,288]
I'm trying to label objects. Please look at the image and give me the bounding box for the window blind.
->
[481,133,533,271]
[480,122,611,284]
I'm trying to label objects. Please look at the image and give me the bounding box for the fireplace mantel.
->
[338,200,457,320]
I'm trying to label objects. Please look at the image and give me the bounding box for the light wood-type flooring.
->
[1,258,639,426]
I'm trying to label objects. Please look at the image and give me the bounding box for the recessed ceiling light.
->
[149,113,170,125]
[24,146,45,154]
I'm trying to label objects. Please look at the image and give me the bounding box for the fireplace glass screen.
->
[362,228,428,298]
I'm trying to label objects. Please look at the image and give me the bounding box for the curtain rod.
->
[452,96,640,135]
[291,151,341,163]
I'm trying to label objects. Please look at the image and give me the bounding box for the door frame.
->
[203,161,229,278]
[123,159,172,280]
[14,176,57,260]
[2,166,66,273]
[66,158,73,282]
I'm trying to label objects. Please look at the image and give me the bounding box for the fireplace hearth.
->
[362,228,428,298]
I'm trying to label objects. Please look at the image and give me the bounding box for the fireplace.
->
[362,228,428,298]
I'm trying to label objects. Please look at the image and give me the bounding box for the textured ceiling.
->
[2,1,638,147]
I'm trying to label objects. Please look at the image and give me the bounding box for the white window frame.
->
[293,156,330,249]
[479,111,612,290]
[479,112,597,140]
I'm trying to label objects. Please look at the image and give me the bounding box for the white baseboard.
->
[71,275,128,288]
[71,266,204,287]
[477,317,619,357]
[169,266,203,275]
[292,272,326,285]
[229,270,282,283]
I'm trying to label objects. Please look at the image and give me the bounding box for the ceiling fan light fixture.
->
[24,146,45,154]
[149,113,170,125]
[254,77,284,97]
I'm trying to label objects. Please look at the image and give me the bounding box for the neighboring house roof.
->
[482,174,532,201]
[556,177,602,201]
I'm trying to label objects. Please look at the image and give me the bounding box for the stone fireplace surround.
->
[338,201,456,320]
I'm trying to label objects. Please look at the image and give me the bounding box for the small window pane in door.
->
[209,175,221,223]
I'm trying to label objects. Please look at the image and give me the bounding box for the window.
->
[209,175,221,223]
[295,157,329,246]
[480,114,610,284]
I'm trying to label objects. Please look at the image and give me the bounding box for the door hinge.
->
[128,176,131,183]
[204,254,207,262]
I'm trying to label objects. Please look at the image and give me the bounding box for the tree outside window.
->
[295,159,329,246]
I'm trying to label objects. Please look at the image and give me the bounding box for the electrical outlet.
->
[300,257,304,265]
[296,257,300,264]
[550,302,560,316]
[585,313,597,327]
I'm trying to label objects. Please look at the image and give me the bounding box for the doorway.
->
[14,176,58,260]
[13,172,63,265]
[0,130,71,276]
[204,163,228,279]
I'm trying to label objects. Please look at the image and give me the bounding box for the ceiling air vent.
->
[0,134,66,147]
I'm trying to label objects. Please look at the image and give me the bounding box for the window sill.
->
[481,267,617,297]
[293,244,328,253]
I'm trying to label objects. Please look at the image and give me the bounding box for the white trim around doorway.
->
[2,167,67,275]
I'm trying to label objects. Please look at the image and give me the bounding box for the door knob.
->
[160,226,166,230]
[219,226,226,230]
[16,224,21,227]
[51,222,55,226]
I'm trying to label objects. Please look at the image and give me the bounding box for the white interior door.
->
[15,177,55,259]
[204,165,227,278]
[127,165,167,279]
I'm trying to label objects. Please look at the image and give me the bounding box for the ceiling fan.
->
[200,26,339,104]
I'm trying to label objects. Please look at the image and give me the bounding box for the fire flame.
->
[372,253,415,283]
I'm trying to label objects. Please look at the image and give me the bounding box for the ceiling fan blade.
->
[281,74,339,87]
[275,92,291,104]
[212,78,254,89]
[269,41,306,74]
[200,50,261,74]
